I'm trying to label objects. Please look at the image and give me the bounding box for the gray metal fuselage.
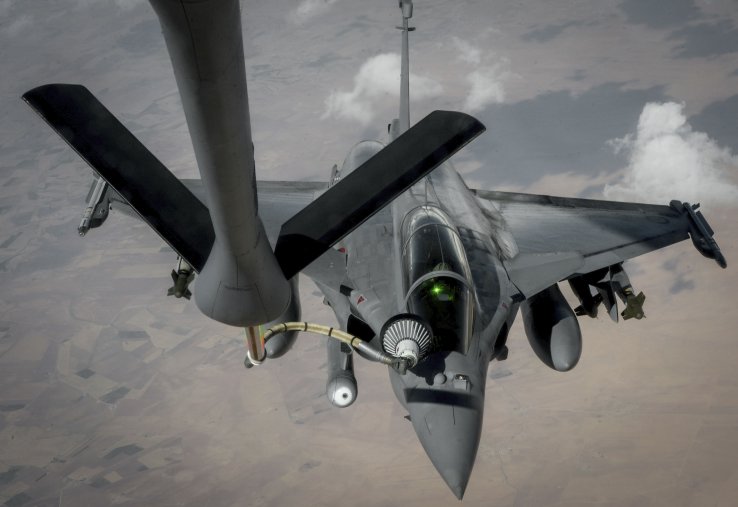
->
[322,140,518,497]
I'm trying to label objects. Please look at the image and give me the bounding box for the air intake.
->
[381,314,432,367]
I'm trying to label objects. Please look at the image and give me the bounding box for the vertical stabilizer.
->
[398,0,414,135]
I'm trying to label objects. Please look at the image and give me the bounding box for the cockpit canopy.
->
[401,206,474,354]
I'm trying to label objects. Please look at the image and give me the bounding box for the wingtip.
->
[22,83,88,106]
[429,109,486,134]
[716,252,727,269]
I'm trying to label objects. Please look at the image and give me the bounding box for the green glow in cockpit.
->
[430,281,454,302]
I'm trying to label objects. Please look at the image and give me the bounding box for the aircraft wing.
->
[102,177,344,288]
[473,190,726,297]
[96,179,326,247]
[180,179,345,288]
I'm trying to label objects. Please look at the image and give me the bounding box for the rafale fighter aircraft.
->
[23,0,727,499]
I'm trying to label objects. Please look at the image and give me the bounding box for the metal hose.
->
[244,322,407,370]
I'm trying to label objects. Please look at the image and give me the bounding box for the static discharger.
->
[245,322,411,372]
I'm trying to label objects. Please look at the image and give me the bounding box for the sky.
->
[1,0,738,505]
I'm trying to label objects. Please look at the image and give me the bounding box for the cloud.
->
[463,83,667,187]
[291,0,340,24]
[451,37,509,113]
[322,53,442,124]
[463,66,506,112]
[603,102,738,207]
[690,94,738,153]
[452,37,481,64]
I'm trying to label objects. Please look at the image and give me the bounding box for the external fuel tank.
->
[521,283,582,372]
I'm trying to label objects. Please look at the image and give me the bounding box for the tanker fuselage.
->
[149,0,291,327]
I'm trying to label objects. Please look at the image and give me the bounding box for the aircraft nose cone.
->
[442,468,468,501]
[406,390,483,500]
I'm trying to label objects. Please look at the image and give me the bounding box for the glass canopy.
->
[401,206,474,354]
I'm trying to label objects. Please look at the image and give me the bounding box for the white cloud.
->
[291,0,340,24]
[463,65,506,112]
[322,52,443,124]
[604,102,738,207]
[451,37,509,113]
[452,36,481,65]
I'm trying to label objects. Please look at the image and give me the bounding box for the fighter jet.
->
[22,0,726,499]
